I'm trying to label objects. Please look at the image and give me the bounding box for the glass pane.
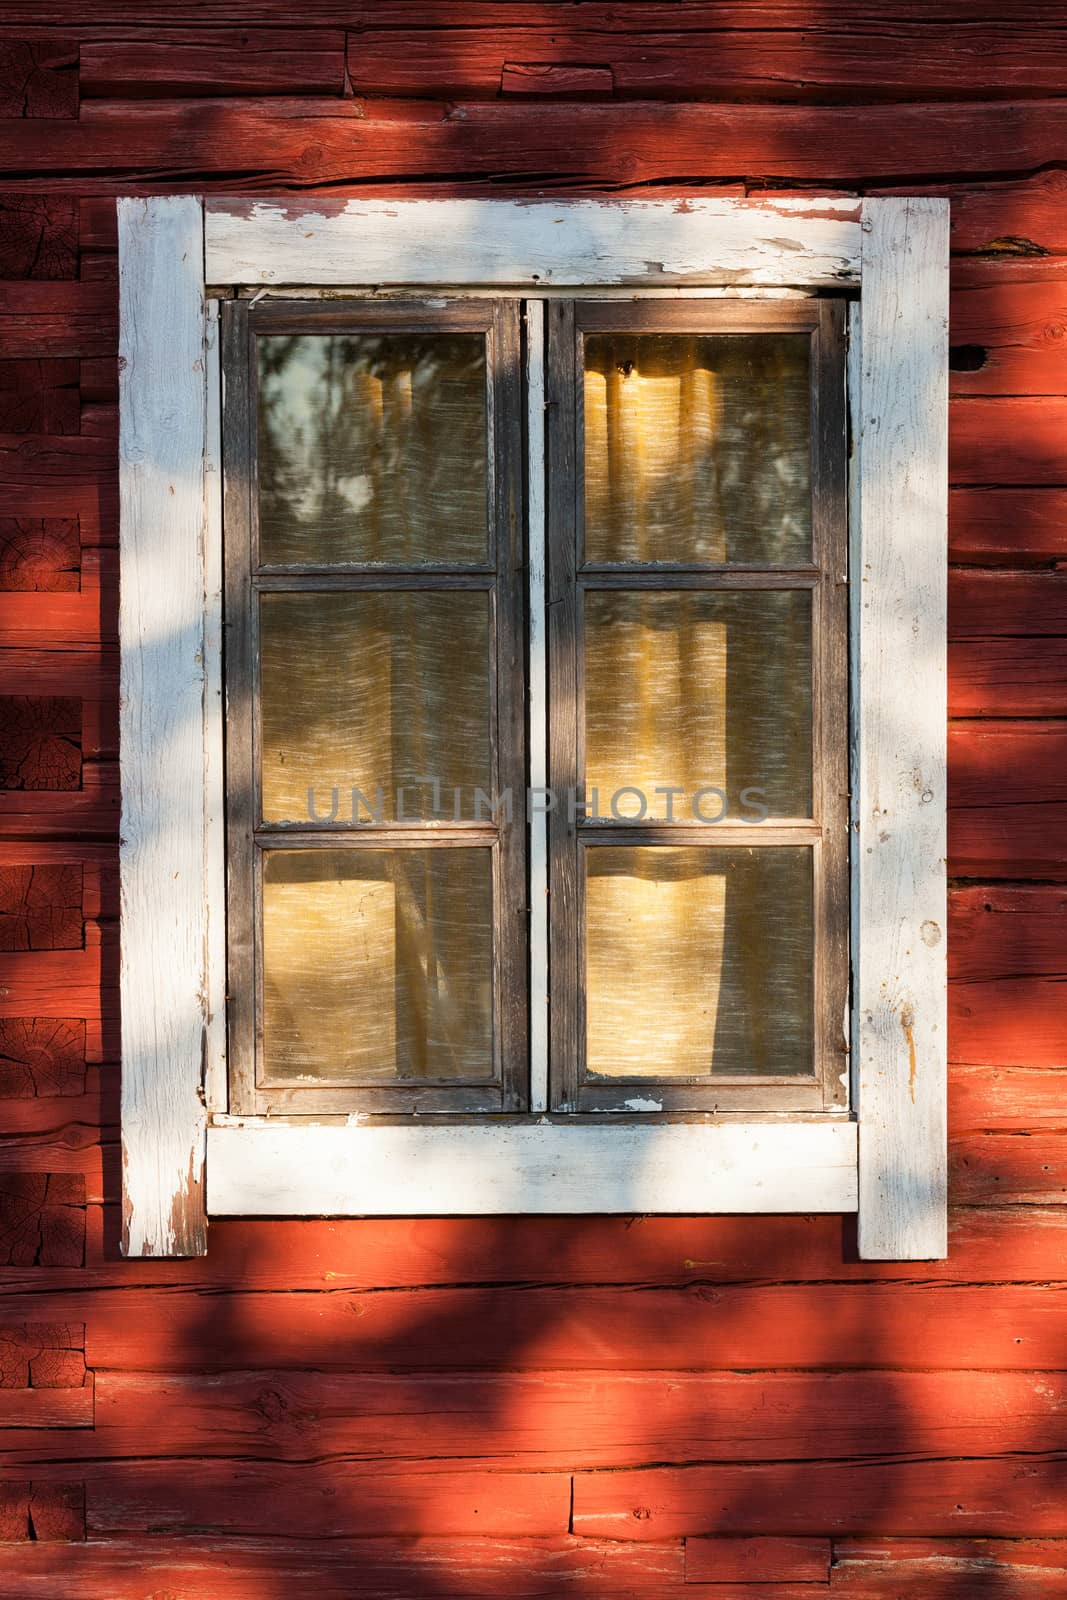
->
[262,848,494,1084]
[260,591,491,824]
[585,847,812,1080]
[257,333,488,566]
[583,333,810,564]
[584,589,811,821]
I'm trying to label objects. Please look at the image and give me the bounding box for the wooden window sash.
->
[546,298,849,1115]
[220,297,528,1116]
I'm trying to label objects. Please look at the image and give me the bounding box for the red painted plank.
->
[85,1463,571,1537]
[0,1387,90,1428]
[951,573,1067,639]
[950,489,1067,565]
[0,286,116,359]
[930,169,1067,257]
[0,518,79,591]
[572,1457,1067,1538]
[79,1368,1067,1471]
[953,1066,1067,1129]
[0,945,112,1020]
[950,887,1067,983]
[686,1535,830,1583]
[952,1132,1067,1205]
[949,723,1067,878]
[6,99,1067,187]
[0,360,79,436]
[346,22,1067,100]
[0,1018,86,1100]
[950,260,1067,395]
[0,1535,690,1600]
[79,28,345,97]
[950,398,1067,485]
[950,638,1067,717]
[5,1282,1058,1373]
[10,1204,1067,1296]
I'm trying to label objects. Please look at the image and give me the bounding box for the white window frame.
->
[118,195,947,1260]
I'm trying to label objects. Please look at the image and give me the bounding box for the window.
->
[118,196,947,1260]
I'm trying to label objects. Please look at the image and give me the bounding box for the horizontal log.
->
[951,1131,1067,1205]
[77,1368,1067,1471]
[7,98,1067,186]
[949,489,1067,564]
[0,36,77,120]
[0,286,116,360]
[951,980,1067,1066]
[952,1066,1067,1129]
[950,398,1067,485]
[85,1463,570,1537]
[79,28,345,97]
[949,571,1067,715]
[829,1558,1067,1597]
[0,360,79,437]
[345,23,1067,101]
[10,1204,1067,1296]
[0,1282,1056,1372]
[0,1535,691,1600]
[686,1536,829,1583]
[0,1387,90,1429]
[0,518,79,592]
[0,591,112,649]
[572,1456,1067,1538]
[949,723,1067,878]
[950,260,1067,395]
[949,639,1067,717]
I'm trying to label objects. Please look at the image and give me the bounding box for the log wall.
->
[1,4,1066,1593]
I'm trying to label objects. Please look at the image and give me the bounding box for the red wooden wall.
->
[1,5,1066,1594]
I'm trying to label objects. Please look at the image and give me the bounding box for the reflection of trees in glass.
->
[584,334,811,564]
[257,334,489,565]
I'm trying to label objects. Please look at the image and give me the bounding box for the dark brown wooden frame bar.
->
[222,298,528,1115]
[546,298,849,1114]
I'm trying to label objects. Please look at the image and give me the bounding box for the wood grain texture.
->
[573,1458,1067,1538]
[853,198,949,1260]
[117,195,207,1257]
[207,1120,858,1215]
[205,195,861,287]
[80,28,344,97]
[13,1281,1063,1373]
[85,1367,1067,1467]
[7,99,1067,188]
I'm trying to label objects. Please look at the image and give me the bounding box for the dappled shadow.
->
[2,2,1066,1595]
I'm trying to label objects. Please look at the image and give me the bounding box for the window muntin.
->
[547,299,849,1114]
[222,299,527,1116]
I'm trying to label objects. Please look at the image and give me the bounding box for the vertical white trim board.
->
[854,197,949,1260]
[118,195,209,1257]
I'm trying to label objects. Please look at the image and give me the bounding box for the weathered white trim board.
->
[118,195,209,1257]
[205,196,862,289]
[208,1121,858,1216]
[853,197,949,1260]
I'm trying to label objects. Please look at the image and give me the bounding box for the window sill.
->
[206,1118,858,1216]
